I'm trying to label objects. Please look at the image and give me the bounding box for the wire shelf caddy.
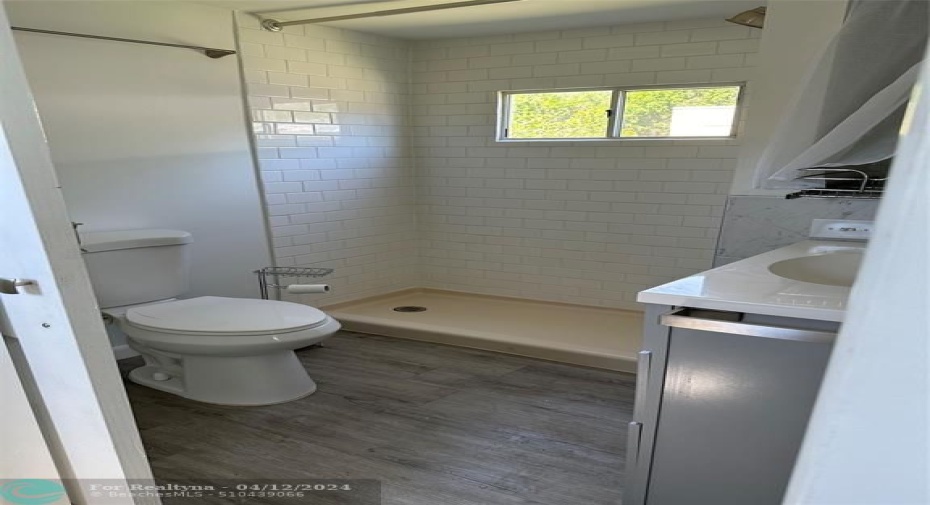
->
[786,168,886,200]
[255,267,334,278]
[254,266,334,300]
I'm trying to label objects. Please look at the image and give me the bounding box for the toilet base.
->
[129,350,317,406]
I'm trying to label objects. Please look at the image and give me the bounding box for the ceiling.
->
[207,0,764,39]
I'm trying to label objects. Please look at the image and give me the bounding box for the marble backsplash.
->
[714,196,880,266]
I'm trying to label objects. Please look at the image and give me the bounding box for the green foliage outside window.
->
[508,91,612,138]
[621,87,740,137]
[505,86,741,139]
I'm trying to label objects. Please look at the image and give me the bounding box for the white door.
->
[783,42,930,504]
[0,3,158,505]
[0,339,68,504]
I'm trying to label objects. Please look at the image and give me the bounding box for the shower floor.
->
[324,289,643,372]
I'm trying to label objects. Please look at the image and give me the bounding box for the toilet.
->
[80,228,340,406]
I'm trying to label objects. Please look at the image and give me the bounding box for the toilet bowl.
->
[79,228,341,406]
[111,296,341,406]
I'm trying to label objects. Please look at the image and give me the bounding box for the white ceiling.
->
[208,0,764,39]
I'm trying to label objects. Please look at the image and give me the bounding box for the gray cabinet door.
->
[645,327,833,505]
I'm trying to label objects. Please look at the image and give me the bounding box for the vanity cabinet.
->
[624,304,839,505]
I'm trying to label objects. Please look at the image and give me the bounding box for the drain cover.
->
[393,306,427,313]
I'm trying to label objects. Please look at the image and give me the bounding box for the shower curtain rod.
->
[10,26,237,59]
[260,0,523,31]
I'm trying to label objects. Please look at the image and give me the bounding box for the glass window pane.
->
[507,90,613,139]
[620,86,741,138]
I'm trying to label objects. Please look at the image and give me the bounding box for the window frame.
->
[497,82,747,142]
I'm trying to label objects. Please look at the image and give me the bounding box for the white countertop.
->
[638,240,865,322]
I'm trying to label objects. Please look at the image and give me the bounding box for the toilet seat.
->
[120,298,340,405]
[125,296,329,336]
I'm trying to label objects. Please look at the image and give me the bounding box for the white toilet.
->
[80,229,340,406]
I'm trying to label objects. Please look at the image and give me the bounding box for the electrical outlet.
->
[809,219,874,241]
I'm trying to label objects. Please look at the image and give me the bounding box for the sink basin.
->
[768,251,864,287]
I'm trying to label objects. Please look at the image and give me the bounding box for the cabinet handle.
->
[627,421,643,463]
[661,308,836,344]
[634,351,651,418]
[0,278,34,295]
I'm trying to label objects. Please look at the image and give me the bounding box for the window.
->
[499,84,744,140]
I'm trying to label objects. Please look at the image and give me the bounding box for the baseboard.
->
[112,344,140,360]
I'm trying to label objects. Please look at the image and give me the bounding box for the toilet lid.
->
[126,296,329,335]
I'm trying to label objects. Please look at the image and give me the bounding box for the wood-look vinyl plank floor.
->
[120,331,633,505]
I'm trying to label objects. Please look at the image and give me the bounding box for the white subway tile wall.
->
[411,19,758,310]
[238,15,418,304]
[239,17,759,310]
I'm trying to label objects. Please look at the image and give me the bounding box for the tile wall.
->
[239,17,761,310]
[411,19,759,309]
[237,16,418,304]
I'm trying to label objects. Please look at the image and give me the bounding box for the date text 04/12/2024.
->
[0,479,382,504]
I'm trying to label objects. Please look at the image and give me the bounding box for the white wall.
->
[714,0,880,265]
[729,0,847,195]
[7,1,272,307]
[237,15,418,305]
[412,19,759,310]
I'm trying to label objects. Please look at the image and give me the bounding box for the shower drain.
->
[393,306,428,313]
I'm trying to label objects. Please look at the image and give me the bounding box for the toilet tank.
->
[79,229,194,309]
